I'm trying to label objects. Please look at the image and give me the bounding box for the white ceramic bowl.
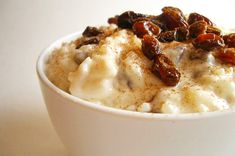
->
[37,32,235,156]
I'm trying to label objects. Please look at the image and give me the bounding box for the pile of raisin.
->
[105,6,235,86]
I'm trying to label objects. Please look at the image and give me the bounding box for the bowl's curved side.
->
[39,76,235,156]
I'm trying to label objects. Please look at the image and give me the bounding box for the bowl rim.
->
[36,31,234,121]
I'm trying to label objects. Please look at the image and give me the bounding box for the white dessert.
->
[46,25,235,113]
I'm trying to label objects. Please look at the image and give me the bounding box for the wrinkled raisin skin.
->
[160,6,188,30]
[142,35,160,60]
[152,54,181,86]
[188,13,214,26]
[151,16,168,31]
[117,11,147,28]
[192,33,225,51]
[206,26,221,36]
[82,26,102,37]
[189,21,207,38]
[215,48,235,65]
[162,6,186,20]
[158,31,175,42]
[175,27,189,41]
[223,33,235,48]
[133,20,161,38]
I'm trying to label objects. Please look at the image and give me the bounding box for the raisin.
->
[192,33,225,51]
[152,54,180,86]
[82,26,102,37]
[206,26,221,36]
[151,16,168,31]
[188,13,214,26]
[158,31,175,42]
[133,20,161,38]
[133,17,151,23]
[223,33,235,48]
[189,21,207,38]
[174,27,189,41]
[108,16,118,25]
[160,6,188,30]
[76,37,99,49]
[117,11,136,28]
[162,6,186,20]
[141,35,160,60]
[215,48,235,65]
[117,11,146,28]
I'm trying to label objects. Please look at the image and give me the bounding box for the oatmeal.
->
[46,7,235,113]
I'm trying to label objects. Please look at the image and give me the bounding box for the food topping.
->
[141,35,160,60]
[106,6,234,85]
[152,54,180,86]
[174,27,189,41]
[223,33,235,48]
[132,20,161,38]
[192,33,224,51]
[158,31,175,42]
[206,25,221,36]
[82,26,103,37]
[187,12,214,26]
[189,21,207,38]
[47,6,235,113]
[215,48,235,65]
[159,6,188,30]
[117,11,146,29]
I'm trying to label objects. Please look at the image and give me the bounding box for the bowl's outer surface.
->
[37,32,235,156]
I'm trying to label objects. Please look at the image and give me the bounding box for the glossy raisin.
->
[215,48,235,65]
[162,6,186,20]
[141,35,160,60]
[174,27,189,41]
[160,6,188,30]
[192,33,225,51]
[158,31,175,42]
[152,54,181,86]
[223,33,235,48]
[151,16,168,31]
[133,20,161,38]
[82,26,102,37]
[188,13,214,26]
[206,25,221,36]
[189,21,207,38]
[117,11,146,28]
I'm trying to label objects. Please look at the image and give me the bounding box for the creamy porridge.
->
[46,7,235,113]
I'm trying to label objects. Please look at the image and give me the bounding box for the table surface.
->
[1,0,235,155]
